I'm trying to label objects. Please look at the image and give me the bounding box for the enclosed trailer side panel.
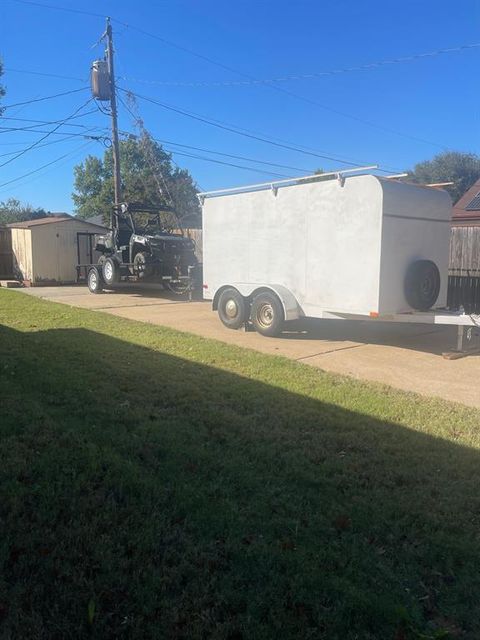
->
[303,175,383,315]
[378,180,451,313]
[203,174,384,316]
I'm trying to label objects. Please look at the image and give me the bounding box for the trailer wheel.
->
[102,257,119,286]
[87,267,103,294]
[404,260,440,311]
[251,291,284,337]
[218,288,247,329]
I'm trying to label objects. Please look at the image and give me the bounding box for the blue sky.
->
[0,0,478,213]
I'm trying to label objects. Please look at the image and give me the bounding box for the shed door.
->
[77,233,93,265]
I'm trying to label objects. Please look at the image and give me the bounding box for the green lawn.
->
[1,289,480,639]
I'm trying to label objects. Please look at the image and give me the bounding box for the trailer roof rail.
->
[197,165,378,201]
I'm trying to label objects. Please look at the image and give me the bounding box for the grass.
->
[1,289,480,639]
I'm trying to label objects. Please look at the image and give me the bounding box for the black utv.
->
[87,202,197,294]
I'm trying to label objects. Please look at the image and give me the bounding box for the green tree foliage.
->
[409,151,480,204]
[72,135,201,226]
[0,199,48,226]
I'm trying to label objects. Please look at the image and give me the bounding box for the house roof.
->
[7,215,106,230]
[452,178,480,225]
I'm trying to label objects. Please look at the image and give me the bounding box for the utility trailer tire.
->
[102,257,120,286]
[87,267,103,294]
[218,288,248,329]
[250,291,284,337]
[404,259,440,311]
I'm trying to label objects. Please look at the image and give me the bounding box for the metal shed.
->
[7,216,106,285]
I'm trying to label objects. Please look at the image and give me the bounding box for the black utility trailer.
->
[78,202,198,297]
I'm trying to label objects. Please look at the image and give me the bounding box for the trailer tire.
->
[404,259,440,311]
[218,288,248,329]
[251,291,284,337]
[87,267,103,294]
[102,257,120,286]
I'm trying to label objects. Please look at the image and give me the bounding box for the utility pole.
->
[105,18,122,206]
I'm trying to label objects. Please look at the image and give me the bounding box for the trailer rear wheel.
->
[251,291,284,337]
[218,288,247,329]
[87,267,103,294]
[404,259,440,311]
[102,257,119,286]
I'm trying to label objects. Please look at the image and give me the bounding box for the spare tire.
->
[404,260,440,311]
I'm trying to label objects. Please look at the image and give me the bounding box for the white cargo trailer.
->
[200,169,480,356]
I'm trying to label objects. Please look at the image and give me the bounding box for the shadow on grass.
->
[0,323,479,640]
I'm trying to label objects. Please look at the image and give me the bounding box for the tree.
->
[0,199,49,226]
[409,151,480,204]
[72,135,201,226]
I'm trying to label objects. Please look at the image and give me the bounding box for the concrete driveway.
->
[16,284,480,409]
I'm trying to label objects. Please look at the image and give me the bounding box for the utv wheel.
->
[87,267,103,294]
[250,291,284,337]
[102,257,119,286]
[218,288,247,329]
[404,259,440,311]
[133,252,153,280]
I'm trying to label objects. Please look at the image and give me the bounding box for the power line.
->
[9,0,105,18]
[0,132,100,158]
[0,109,99,134]
[0,140,95,190]
[10,0,448,150]
[0,126,108,140]
[4,67,85,82]
[112,23,447,149]
[156,139,312,174]
[117,93,312,174]
[165,148,290,178]
[2,86,88,110]
[121,88,376,169]
[0,98,94,168]
[121,42,480,88]
[2,114,96,126]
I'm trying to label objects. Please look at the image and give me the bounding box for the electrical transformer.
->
[91,59,111,101]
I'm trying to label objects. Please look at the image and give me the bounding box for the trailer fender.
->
[212,284,302,321]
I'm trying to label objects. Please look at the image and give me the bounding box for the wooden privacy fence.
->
[449,226,480,274]
[0,228,13,277]
[448,226,480,313]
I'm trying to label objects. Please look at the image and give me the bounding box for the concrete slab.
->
[14,285,480,408]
